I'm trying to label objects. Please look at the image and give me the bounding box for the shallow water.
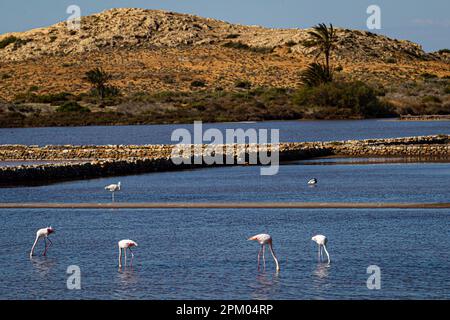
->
[0,208,448,299]
[0,120,449,299]
[0,119,448,146]
[0,160,448,203]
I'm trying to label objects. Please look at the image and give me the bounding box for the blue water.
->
[0,160,449,203]
[0,208,448,299]
[0,119,448,146]
[0,120,449,299]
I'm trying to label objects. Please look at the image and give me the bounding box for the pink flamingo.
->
[248,234,280,272]
[30,227,55,257]
[118,239,138,268]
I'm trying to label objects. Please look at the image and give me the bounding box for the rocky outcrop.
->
[0,135,448,186]
[0,8,434,63]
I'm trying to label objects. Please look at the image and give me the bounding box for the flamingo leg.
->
[322,245,331,264]
[262,245,266,271]
[124,247,127,267]
[257,245,262,271]
[112,192,115,203]
[129,248,134,267]
[30,236,39,257]
[118,248,122,268]
[46,237,53,255]
[318,245,321,261]
[42,238,48,256]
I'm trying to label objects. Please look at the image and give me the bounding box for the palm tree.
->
[84,68,112,102]
[304,23,337,73]
[300,62,333,87]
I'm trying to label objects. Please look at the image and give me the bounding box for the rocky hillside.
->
[0,8,449,100]
[0,8,436,62]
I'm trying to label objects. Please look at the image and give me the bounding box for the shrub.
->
[13,92,73,104]
[191,80,206,88]
[422,95,442,103]
[225,34,240,39]
[443,86,450,94]
[293,81,395,117]
[437,49,450,54]
[385,57,397,64]
[421,72,438,79]
[223,41,250,50]
[0,36,18,49]
[56,101,90,113]
[222,41,273,54]
[285,40,297,47]
[235,80,252,89]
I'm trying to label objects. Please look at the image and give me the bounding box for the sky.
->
[0,0,448,52]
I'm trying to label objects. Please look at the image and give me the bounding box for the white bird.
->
[30,227,55,257]
[248,233,280,272]
[308,178,318,185]
[118,239,138,268]
[105,181,121,202]
[311,234,330,264]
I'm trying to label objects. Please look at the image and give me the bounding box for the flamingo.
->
[312,234,330,264]
[118,239,138,268]
[308,178,317,185]
[105,181,121,202]
[248,234,280,272]
[30,227,55,257]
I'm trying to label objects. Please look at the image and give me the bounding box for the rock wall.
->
[0,135,448,186]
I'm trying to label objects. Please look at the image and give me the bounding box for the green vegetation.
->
[1,84,397,127]
[301,23,337,86]
[56,101,90,113]
[437,49,450,54]
[235,80,252,89]
[223,41,273,54]
[292,81,395,118]
[191,80,206,88]
[0,36,19,49]
[84,68,119,103]
[13,92,74,104]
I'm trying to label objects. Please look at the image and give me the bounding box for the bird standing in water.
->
[105,181,121,202]
[312,234,330,264]
[30,227,55,257]
[118,239,138,268]
[308,178,318,185]
[248,233,280,272]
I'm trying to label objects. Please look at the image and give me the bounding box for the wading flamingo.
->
[308,178,317,185]
[105,182,121,202]
[118,239,138,268]
[312,234,330,264]
[248,234,280,272]
[30,227,55,257]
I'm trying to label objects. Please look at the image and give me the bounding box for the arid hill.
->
[0,7,449,100]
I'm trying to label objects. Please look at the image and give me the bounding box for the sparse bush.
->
[235,80,252,89]
[56,101,90,113]
[285,40,297,47]
[293,81,395,117]
[421,72,438,79]
[385,57,397,64]
[422,95,442,104]
[191,80,206,88]
[443,86,450,94]
[223,41,273,54]
[225,34,240,39]
[0,36,19,49]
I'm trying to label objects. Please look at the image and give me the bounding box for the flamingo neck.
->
[269,243,280,272]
